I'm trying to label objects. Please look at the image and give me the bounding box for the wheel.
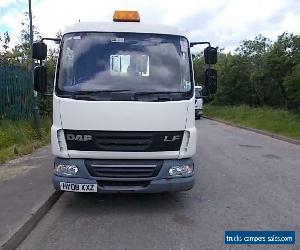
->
[195,115,200,120]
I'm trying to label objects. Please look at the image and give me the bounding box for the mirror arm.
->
[190,41,211,48]
[190,41,212,68]
[41,37,61,43]
[36,37,61,68]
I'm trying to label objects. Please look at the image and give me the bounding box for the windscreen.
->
[195,89,202,98]
[57,32,192,95]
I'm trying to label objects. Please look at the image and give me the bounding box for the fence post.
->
[28,0,41,138]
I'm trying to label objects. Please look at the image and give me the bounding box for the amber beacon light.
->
[113,10,140,22]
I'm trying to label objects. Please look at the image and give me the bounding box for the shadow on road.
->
[60,191,195,217]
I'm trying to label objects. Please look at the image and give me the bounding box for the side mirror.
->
[34,66,47,94]
[32,42,47,60]
[205,68,217,94]
[204,47,217,65]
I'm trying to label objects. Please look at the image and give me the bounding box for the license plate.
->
[60,182,97,192]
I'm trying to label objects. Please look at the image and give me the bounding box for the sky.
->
[0,0,300,51]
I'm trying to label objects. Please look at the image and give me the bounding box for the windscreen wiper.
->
[69,89,132,100]
[73,89,131,95]
[133,91,187,96]
[134,91,187,94]
[132,91,188,101]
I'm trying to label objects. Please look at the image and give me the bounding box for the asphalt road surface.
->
[19,119,300,250]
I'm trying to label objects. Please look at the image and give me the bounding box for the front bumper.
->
[195,109,203,116]
[53,158,195,193]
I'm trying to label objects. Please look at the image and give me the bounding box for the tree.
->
[192,53,206,85]
[193,32,300,112]
[214,53,254,105]
[2,31,10,51]
[284,63,300,110]
[0,32,12,62]
[20,12,41,43]
[6,12,41,67]
[281,34,300,110]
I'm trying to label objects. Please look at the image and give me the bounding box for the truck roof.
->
[63,22,188,38]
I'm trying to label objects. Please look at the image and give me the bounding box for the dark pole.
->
[28,0,41,138]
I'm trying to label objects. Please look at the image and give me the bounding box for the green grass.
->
[204,105,300,140]
[0,118,51,164]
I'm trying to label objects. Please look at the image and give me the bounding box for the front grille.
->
[85,159,163,178]
[94,131,153,151]
[64,130,184,152]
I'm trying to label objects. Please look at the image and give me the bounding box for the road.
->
[19,119,300,250]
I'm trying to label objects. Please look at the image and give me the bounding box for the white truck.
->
[195,86,203,119]
[32,11,217,193]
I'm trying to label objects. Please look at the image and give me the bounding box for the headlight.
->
[54,164,79,176]
[169,164,194,177]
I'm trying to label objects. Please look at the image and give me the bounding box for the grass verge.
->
[0,118,51,164]
[204,105,300,140]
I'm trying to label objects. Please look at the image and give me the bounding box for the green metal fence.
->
[0,60,33,120]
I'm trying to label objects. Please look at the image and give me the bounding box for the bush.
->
[0,118,51,163]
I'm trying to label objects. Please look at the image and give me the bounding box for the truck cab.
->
[32,11,217,193]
